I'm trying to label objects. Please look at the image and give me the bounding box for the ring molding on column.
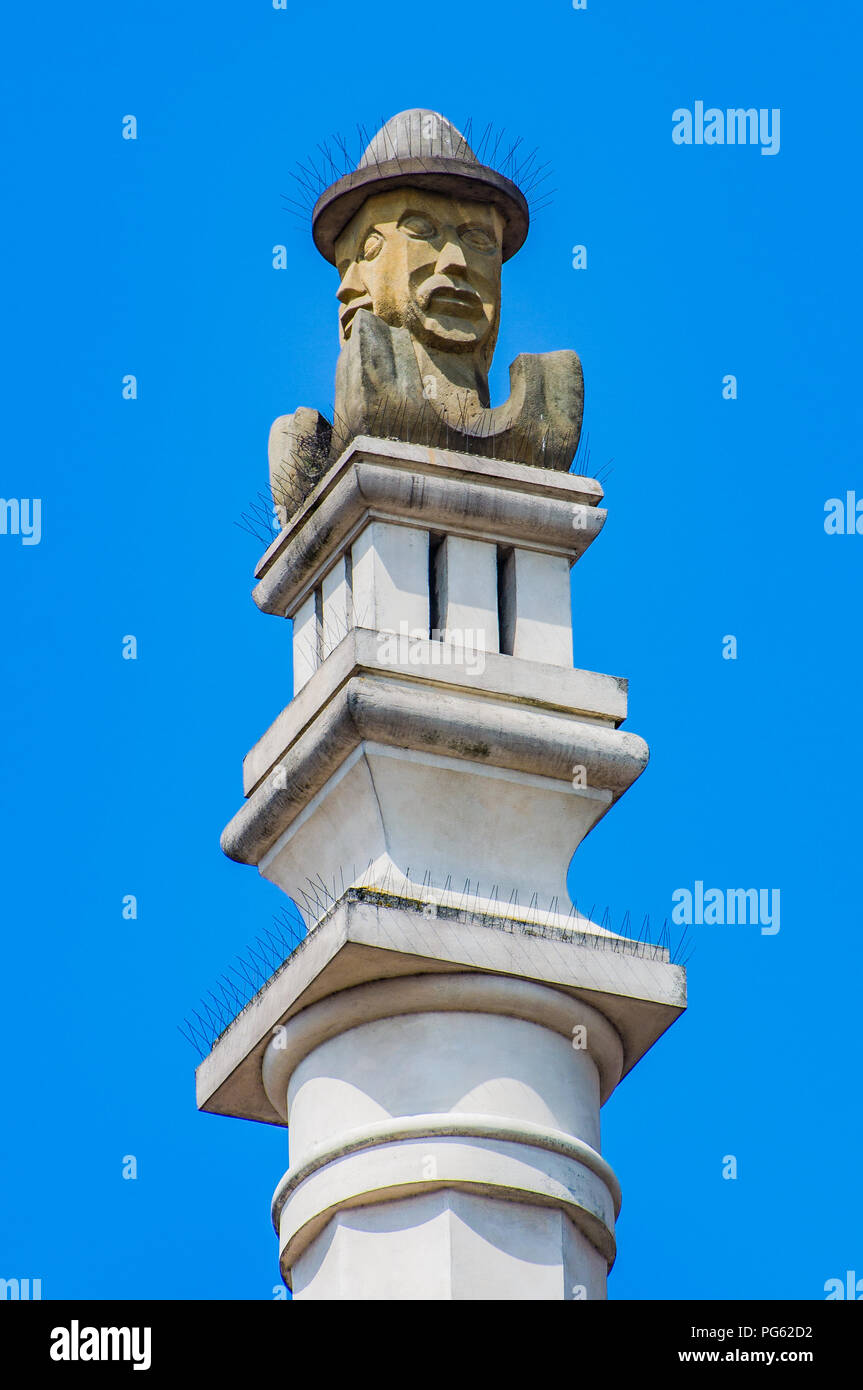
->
[273,1121,620,1281]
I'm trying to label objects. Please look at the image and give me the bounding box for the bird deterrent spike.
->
[232,955,257,990]
[672,924,691,966]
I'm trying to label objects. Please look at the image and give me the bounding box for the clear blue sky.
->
[2,0,860,1299]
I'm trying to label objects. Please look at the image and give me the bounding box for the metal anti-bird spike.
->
[284,117,553,220]
[180,867,677,1059]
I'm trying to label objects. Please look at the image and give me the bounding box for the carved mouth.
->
[427,287,482,320]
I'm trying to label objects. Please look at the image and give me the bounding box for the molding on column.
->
[242,627,630,795]
[222,673,648,867]
[195,896,686,1127]
[252,437,606,618]
[272,1112,623,1226]
[274,1132,619,1282]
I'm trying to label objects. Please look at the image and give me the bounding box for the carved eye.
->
[460,225,496,253]
[361,231,383,261]
[398,214,436,240]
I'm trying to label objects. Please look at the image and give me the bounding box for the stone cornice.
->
[242,628,630,796]
[221,670,648,868]
[252,436,606,618]
[194,895,685,1128]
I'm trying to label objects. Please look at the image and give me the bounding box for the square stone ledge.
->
[242,628,630,797]
[196,894,686,1128]
[252,436,607,619]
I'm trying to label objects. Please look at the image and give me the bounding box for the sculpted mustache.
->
[339,281,486,336]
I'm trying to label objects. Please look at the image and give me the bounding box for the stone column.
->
[204,437,686,1300]
[265,972,620,1299]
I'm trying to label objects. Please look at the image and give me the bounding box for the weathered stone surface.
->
[268,407,332,529]
[195,894,686,1126]
[242,627,629,798]
[268,110,585,521]
[221,666,648,869]
[253,436,605,619]
[331,309,583,471]
[312,110,529,265]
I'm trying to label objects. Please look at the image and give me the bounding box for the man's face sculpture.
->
[333,188,504,371]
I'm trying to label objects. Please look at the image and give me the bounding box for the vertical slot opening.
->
[428,532,444,639]
[497,545,515,655]
[344,548,354,631]
[314,584,324,665]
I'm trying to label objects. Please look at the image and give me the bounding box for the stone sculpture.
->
[269,109,584,526]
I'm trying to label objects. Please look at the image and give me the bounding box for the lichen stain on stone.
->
[448,739,491,760]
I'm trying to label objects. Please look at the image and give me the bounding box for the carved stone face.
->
[333,188,504,368]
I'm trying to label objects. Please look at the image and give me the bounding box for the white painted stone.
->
[240,628,629,798]
[351,521,429,635]
[214,437,685,1301]
[291,1191,607,1301]
[197,896,686,1130]
[433,534,499,654]
[275,1121,616,1269]
[252,436,606,618]
[321,557,351,659]
[258,742,613,921]
[501,548,573,666]
[197,893,686,1300]
[265,978,618,1298]
[292,593,319,695]
[283,1011,602,1160]
[262,974,624,1121]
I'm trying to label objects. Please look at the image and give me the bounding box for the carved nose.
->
[336,262,367,303]
[435,239,468,277]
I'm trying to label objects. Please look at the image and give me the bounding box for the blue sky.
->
[1,0,860,1299]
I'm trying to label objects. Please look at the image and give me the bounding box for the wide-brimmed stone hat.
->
[312,109,530,265]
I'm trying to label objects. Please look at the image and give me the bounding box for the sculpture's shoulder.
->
[268,407,332,528]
